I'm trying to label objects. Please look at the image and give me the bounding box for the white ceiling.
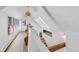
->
[2,6,28,19]
[28,6,79,32]
[0,6,6,10]
[29,6,62,32]
[46,6,79,32]
[1,6,79,32]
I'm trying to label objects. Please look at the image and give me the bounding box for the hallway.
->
[6,31,28,52]
[1,6,79,52]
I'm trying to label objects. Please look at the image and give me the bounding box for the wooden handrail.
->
[39,34,66,52]
[4,32,20,52]
[24,31,28,46]
[48,42,66,52]
[24,25,29,51]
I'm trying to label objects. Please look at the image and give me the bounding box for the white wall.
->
[43,31,65,46]
[0,11,8,51]
[46,6,79,31]
[41,6,79,52]
[28,28,40,52]
[0,6,29,51]
[66,31,79,52]
[0,9,21,51]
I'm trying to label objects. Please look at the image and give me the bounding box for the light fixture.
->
[24,11,31,17]
[60,32,66,42]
